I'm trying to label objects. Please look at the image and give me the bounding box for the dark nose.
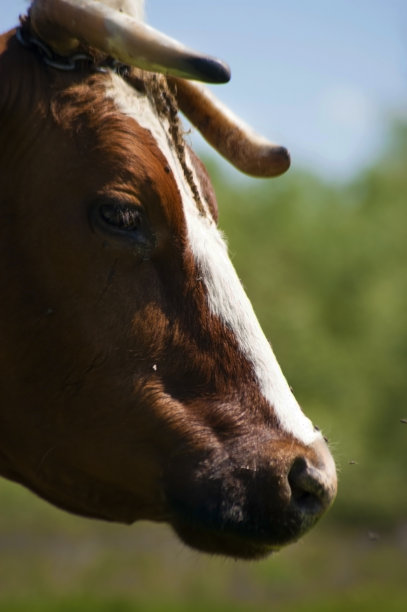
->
[288,438,337,524]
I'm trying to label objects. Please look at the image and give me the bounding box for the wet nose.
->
[288,438,337,523]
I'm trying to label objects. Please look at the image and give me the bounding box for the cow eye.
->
[90,199,154,253]
[99,203,142,232]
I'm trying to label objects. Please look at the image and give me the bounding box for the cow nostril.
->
[288,457,330,517]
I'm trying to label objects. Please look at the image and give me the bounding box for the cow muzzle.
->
[165,436,337,559]
[287,437,337,527]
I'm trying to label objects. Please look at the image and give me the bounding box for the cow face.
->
[0,19,336,559]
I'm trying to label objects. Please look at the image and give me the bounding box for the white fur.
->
[104,73,320,446]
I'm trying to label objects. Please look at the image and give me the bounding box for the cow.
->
[0,0,337,559]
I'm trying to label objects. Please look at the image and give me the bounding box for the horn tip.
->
[186,56,231,84]
[273,145,291,175]
[252,145,291,178]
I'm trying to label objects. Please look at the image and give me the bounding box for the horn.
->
[170,78,290,178]
[105,1,144,21]
[29,0,231,84]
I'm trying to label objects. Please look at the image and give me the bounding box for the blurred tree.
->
[205,120,407,525]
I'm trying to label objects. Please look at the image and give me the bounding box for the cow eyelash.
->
[99,203,142,232]
[90,198,154,255]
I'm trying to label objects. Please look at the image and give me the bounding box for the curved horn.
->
[30,0,231,84]
[170,78,290,178]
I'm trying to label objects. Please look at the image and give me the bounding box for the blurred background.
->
[0,1,406,611]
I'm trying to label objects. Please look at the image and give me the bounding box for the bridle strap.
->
[16,26,128,75]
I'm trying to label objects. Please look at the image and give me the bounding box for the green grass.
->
[0,479,406,612]
[0,584,406,611]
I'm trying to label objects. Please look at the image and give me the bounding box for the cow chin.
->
[171,521,279,560]
[167,481,306,560]
[163,452,325,560]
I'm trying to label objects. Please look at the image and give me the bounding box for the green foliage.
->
[208,121,407,525]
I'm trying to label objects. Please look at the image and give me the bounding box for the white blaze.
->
[104,73,321,446]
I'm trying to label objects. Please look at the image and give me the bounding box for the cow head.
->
[0,0,336,559]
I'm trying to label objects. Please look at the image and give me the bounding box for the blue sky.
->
[1,1,406,181]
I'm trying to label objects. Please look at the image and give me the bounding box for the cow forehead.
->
[104,72,320,447]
